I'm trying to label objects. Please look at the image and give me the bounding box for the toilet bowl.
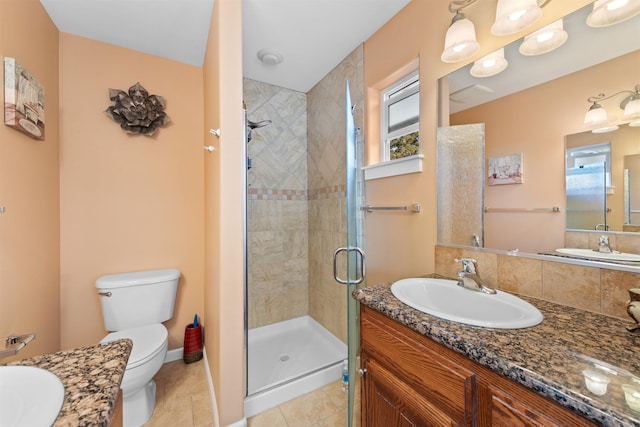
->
[101,324,168,426]
[96,269,180,427]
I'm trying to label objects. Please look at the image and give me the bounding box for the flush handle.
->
[98,291,112,297]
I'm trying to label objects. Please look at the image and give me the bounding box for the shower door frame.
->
[343,79,365,427]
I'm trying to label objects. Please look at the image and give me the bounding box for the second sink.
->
[555,248,640,262]
[391,278,543,329]
[0,365,65,427]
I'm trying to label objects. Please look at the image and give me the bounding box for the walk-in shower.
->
[242,72,364,421]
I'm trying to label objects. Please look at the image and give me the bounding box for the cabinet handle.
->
[359,368,367,377]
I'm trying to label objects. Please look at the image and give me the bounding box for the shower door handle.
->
[333,247,365,285]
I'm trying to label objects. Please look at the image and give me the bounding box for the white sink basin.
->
[555,248,640,262]
[391,278,543,329]
[0,366,65,427]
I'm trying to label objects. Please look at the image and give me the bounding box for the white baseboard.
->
[225,419,247,427]
[203,348,221,427]
[163,347,229,427]
[164,347,183,363]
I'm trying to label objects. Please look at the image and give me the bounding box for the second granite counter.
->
[354,283,640,426]
[6,339,132,426]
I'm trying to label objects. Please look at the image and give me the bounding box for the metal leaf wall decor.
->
[105,82,170,136]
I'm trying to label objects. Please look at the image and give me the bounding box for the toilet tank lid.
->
[95,268,181,289]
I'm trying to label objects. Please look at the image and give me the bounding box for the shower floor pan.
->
[245,315,347,417]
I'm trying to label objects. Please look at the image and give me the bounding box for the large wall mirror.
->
[438,1,640,256]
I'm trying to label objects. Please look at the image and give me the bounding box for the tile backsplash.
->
[435,245,640,321]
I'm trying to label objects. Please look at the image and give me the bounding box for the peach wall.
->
[363,0,593,282]
[452,50,640,253]
[203,0,245,424]
[58,34,205,351]
[0,0,60,360]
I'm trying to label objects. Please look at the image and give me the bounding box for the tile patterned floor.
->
[145,359,214,427]
[247,380,348,427]
[144,359,350,427]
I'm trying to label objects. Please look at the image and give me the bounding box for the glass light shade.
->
[491,0,542,36]
[584,104,609,126]
[519,19,568,56]
[470,48,508,77]
[593,125,620,133]
[441,16,480,63]
[623,96,640,118]
[587,0,640,27]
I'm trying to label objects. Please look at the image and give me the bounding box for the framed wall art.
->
[488,153,523,185]
[4,57,45,140]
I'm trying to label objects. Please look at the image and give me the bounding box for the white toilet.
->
[96,268,180,427]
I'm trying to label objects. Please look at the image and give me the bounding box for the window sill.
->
[362,154,423,181]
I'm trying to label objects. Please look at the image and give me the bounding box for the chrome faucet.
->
[455,257,497,294]
[596,235,617,253]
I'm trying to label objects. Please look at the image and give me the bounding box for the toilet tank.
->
[96,269,180,331]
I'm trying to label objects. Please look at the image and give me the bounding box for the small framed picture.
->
[488,153,523,185]
[4,57,45,140]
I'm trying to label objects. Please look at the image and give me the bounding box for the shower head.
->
[248,119,272,129]
[247,118,272,143]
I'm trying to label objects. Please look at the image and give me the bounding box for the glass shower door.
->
[333,80,365,427]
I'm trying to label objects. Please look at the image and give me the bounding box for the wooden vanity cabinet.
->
[111,390,123,427]
[360,306,596,427]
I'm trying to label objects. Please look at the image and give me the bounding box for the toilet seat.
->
[101,324,168,369]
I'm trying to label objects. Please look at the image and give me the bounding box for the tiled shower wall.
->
[307,46,364,344]
[244,78,309,329]
[243,45,364,335]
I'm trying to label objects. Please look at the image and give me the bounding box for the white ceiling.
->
[39,0,215,67]
[39,0,411,93]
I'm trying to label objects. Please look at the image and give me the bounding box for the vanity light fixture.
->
[441,0,552,63]
[441,3,480,63]
[470,48,508,77]
[491,0,543,36]
[584,83,640,133]
[518,19,568,55]
[587,0,640,27]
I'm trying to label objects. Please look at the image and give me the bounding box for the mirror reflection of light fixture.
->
[470,48,508,77]
[584,84,640,133]
[622,85,640,119]
[587,0,640,27]
[491,0,543,36]
[441,4,480,63]
[518,19,568,55]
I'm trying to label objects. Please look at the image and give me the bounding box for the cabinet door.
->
[361,307,475,425]
[362,357,458,427]
[487,384,595,427]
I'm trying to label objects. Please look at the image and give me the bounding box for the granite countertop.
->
[5,339,132,426]
[354,283,640,427]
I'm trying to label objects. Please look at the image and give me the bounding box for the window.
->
[381,71,419,162]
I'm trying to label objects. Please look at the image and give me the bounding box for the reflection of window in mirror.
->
[566,142,612,192]
[380,70,419,161]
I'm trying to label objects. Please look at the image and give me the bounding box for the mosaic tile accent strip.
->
[308,185,346,200]
[248,188,307,201]
[248,185,346,201]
